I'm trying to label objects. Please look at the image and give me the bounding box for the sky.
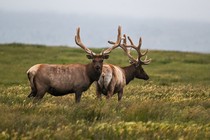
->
[0,0,210,53]
[1,0,210,22]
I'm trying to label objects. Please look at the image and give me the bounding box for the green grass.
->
[0,43,210,139]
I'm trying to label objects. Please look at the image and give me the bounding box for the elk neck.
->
[122,64,136,85]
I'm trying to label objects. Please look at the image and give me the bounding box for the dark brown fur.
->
[27,55,107,103]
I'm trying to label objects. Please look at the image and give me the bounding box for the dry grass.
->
[0,43,210,139]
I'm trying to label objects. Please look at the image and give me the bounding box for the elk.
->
[96,34,151,101]
[27,26,122,103]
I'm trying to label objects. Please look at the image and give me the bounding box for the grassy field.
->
[0,43,210,139]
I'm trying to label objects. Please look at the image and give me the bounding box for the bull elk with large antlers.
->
[96,34,151,101]
[27,26,121,103]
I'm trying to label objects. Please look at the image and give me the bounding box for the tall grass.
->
[0,43,210,139]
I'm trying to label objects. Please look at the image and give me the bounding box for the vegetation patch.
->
[0,44,210,139]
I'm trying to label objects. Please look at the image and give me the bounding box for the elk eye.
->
[99,60,103,63]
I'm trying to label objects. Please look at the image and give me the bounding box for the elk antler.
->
[75,27,96,55]
[121,34,151,65]
[101,26,122,55]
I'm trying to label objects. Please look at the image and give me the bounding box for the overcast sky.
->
[1,0,210,22]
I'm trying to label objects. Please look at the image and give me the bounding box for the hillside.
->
[0,43,210,139]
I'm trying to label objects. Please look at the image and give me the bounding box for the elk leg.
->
[34,83,48,100]
[118,89,123,101]
[28,91,36,98]
[75,92,82,103]
[34,89,46,100]
[31,90,46,103]
[28,86,37,98]
[106,90,114,99]
[106,82,115,99]
[96,91,102,100]
[96,83,102,100]
[28,74,37,98]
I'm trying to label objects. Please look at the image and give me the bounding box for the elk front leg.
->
[75,92,82,103]
[96,83,102,100]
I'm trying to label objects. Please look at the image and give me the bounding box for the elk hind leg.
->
[34,84,48,100]
[117,89,124,101]
[106,83,115,99]
[27,73,37,98]
[28,90,37,98]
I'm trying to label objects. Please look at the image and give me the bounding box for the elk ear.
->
[103,54,109,59]
[86,54,93,59]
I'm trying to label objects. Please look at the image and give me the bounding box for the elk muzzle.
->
[92,58,103,73]
[94,64,102,73]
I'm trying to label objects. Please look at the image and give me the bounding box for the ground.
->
[0,43,210,139]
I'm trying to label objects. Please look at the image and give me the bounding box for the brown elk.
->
[27,26,122,103]
[96,34,151,101]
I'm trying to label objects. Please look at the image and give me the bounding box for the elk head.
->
[75,26,122,74]
[120,34,151,80]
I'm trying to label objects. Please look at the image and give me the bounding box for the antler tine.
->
[138,37,151,65]
[102,26,122,55]
[75,27,95,55]
[127,36,134,46]
[141,55,152,65]
[123,34,127,44]
[137,37,142,50]
[122,35,151,65]
[127,36,148,62]
[126,36,142,62]
[120,34,128,53]
[137,37,150,62]
[137,37,143,61]
[107,40,115,45]
[120,34,138,64]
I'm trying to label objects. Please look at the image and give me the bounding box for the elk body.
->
[27,26,121,103]
[96,34,151,101]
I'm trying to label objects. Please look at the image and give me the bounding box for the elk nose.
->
[95,65,101,70]
[144,75,149,80]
